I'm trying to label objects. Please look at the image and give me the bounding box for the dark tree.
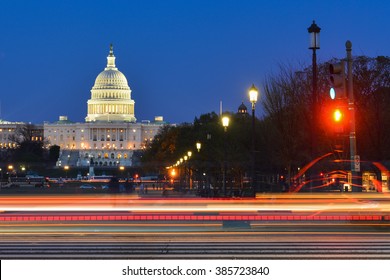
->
[49,145,60,163]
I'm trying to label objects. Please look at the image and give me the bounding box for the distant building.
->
[0,120,43,149]
[0,120,22,149]
[43,45,165,167]
[237,102,248,115]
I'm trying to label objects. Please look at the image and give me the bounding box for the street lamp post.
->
[195,142,202,192]
[222,116,230,196]
[119,166,125,180]
[8,165,14,181]
[64,165,69,179]
[170,168,176,185]
[184,155,188,190]
[249,84,259,195]
[308,20,321,158]
[187,151,192,189]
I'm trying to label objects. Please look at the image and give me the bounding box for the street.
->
[1,192,390,259]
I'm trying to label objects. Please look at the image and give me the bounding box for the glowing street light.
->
[222,116,230,132]
[249,84,258,108]
[196,142,201,152]
[64,165,69,178]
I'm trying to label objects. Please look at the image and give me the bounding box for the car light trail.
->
[0,194,390,212]
[1,194,390,224]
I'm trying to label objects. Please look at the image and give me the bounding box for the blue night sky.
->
[0,0,389,124]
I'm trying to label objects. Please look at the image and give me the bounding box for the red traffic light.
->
[333,109,343,122]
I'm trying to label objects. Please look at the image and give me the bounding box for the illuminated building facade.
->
[0,121,21,149]
[0,121,43,149]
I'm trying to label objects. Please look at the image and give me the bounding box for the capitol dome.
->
[93,69,130,90]
[85,45,136,123]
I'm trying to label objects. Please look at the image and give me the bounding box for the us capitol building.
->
[1,45,165,168]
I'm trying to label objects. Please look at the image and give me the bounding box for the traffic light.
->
[333,108,343,122]
[331,105,348,134]
[329,61,346,99]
